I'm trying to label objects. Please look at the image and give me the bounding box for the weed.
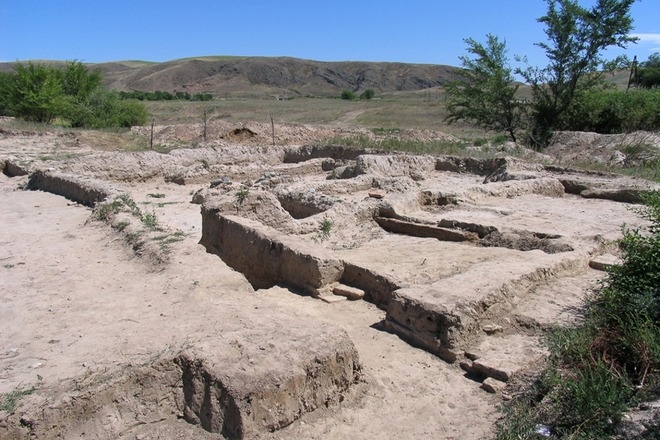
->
[491,133,509,145]
[1,385,36,412]
[94,194,143,222]
[201,159,210,169]
[322,134,469,156]
[319,218,333,241]
[147,193,166,199]
[619,142,659,167]
[93,199,122,221]
[235,188,249,206]
[152,231,185,244]
[156,201,180,207]
[114,220,130,232]
[371,127,401,135]
[117,194,139,215]
[141,210,160,231]
[152,230,185,254]
[125,231,143,244]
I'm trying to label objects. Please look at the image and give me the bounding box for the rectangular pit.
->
[200,208,344,293]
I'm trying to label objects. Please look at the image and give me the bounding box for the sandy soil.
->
[0,174,498,439]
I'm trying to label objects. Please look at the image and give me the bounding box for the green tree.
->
[642,53,660,68]
[0,61,148,128]
[0,71,11,116]
[445,34,522,142]
[4,62,64,123]
[517,0,637,148]
[639,53,660,88]
[58,60,102,100]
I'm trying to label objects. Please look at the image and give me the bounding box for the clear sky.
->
[1,0,659,68]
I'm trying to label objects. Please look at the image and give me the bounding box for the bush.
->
[63,89,148,128]
[118,90,213,102]
[191,92,213,101]
[0,61,148,128]
[2,62,64,123]
[359,89,375,100]
[639,68,660,89]
[340,89,356,100]
[0,72,11,116]
[564,89,660,133]
[497,191,660,439]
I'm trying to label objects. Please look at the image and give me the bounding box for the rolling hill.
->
[68,56,460,97]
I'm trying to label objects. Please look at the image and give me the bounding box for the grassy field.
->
[143,89,481,136]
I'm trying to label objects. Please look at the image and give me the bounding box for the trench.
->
[375,211,574,254]
[15,150,598,376]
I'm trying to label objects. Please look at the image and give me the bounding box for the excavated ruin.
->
[2,139,659,439]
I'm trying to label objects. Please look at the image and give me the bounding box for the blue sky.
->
[1,0,659,67]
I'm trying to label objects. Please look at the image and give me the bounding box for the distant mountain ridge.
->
[83,56,461,97]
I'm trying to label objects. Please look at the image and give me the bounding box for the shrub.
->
[64,89,148,128]
[235,189,249,206]
[564,89,660,133]
[2,62,64,123]
[340,89,356,100]
[191,93,213,101]
[359,89,375,100]
[497,191,660,439]
[0,61,149,128]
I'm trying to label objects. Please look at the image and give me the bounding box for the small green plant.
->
[114,220,130,232]
[491,133,509,145]
[93,199,122,221]
[371,127,401,135]
[201,159,210,169]
[1,385,36,412]
[152,230,186,253]
[235,188,249,205]
[94,194,142,222]
[141,209,160,231]
[147,193,166,199]
[319,218,333,240]
[117,194,139,214]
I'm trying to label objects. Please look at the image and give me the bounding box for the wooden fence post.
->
[150,118,154,149]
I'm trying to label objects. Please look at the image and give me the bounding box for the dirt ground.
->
[0,120,658,439]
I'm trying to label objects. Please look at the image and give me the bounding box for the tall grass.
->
[320,133,469,155]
